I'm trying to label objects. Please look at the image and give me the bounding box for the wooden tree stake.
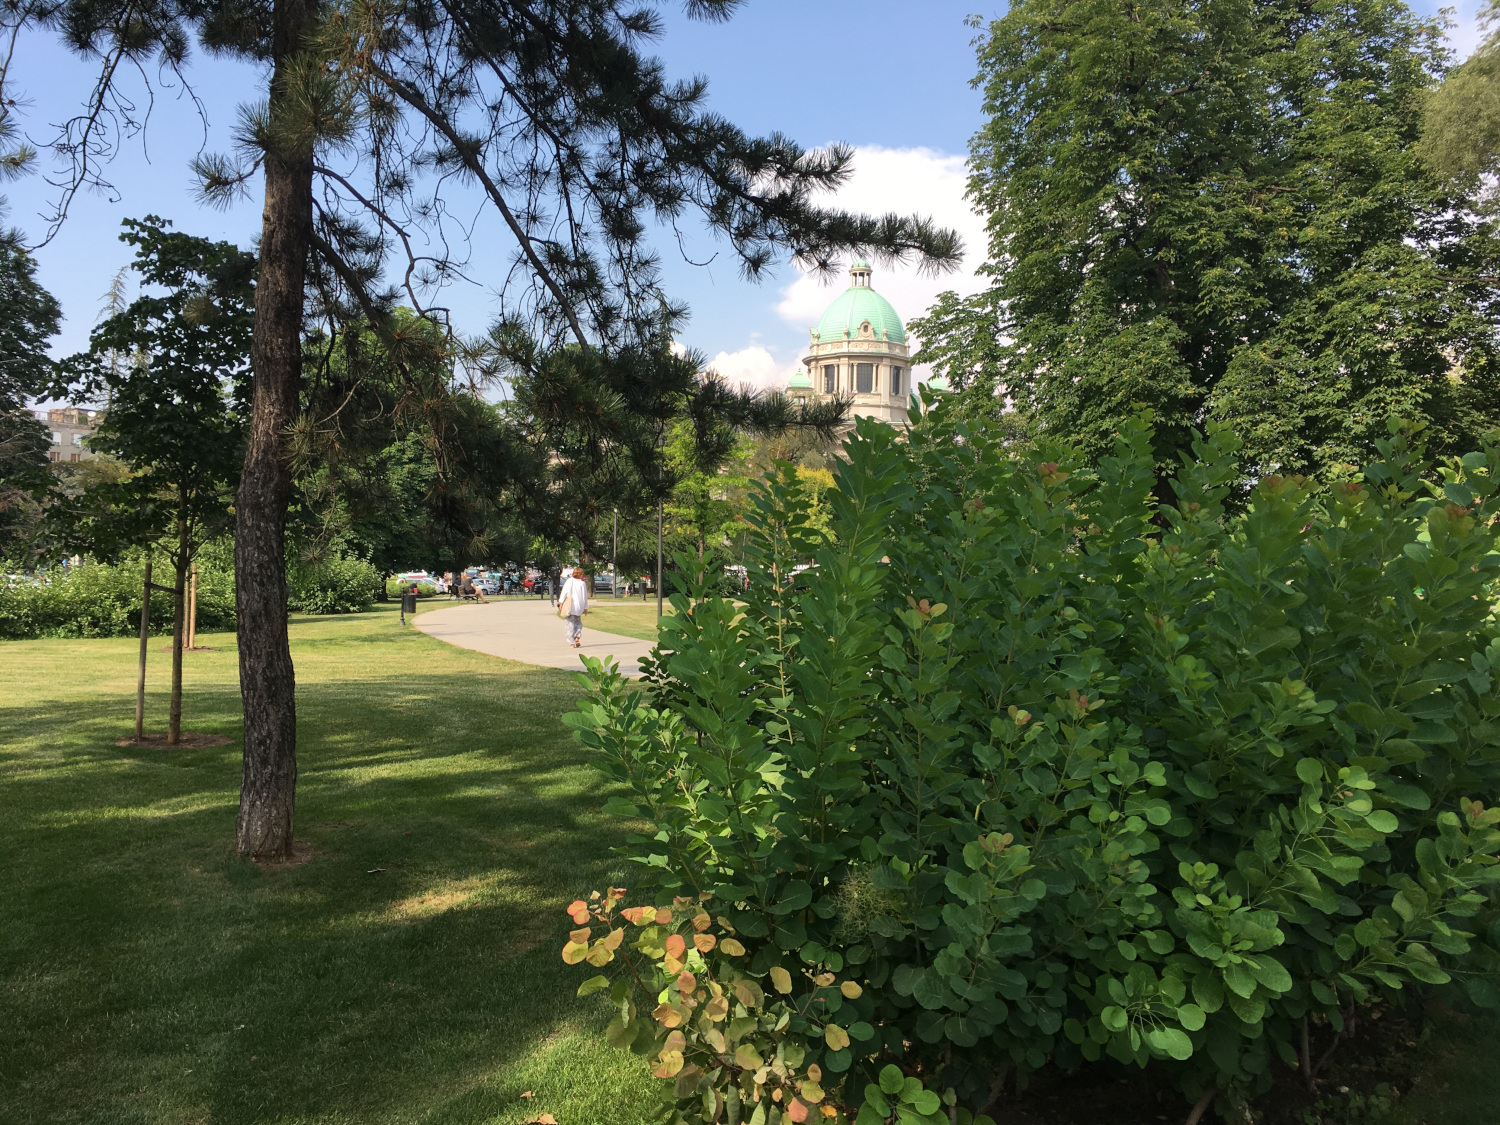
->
[136,557,151,740]
[188,564,198,650]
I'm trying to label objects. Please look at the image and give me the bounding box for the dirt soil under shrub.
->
[987,1001,1439,1125]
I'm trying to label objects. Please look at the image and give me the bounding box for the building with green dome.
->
[787,260,912,427]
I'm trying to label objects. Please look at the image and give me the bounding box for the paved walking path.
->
[414,598,655,676]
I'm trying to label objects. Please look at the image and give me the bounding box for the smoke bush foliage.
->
[566,405,1500,1120]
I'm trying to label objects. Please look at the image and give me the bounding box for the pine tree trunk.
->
[234,0,316,861]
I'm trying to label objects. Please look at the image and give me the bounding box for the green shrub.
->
[0,551,235,640]
[564,409,1500,1123]
[289,553,378,614]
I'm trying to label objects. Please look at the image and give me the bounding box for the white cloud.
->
[774,145,990,384]
[702,344,795,392]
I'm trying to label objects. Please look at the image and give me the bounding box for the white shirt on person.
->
[560,575,590,616]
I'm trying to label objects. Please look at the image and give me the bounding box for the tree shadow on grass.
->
[0,666,655,1125]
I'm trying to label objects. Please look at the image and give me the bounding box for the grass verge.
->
[578,601,669,643]
[0,604,657,1125]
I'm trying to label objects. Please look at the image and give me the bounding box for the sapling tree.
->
[55,217,254,744]
[11,0,961,859]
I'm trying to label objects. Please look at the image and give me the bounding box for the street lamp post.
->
[612,509,619,600]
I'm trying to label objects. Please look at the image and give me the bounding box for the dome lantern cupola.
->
[849,258,873,288]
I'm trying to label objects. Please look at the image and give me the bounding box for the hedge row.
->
[2,547,379,639]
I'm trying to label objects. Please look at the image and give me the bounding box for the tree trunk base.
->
[249,838,313,866]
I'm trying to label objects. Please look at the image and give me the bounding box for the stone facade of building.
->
[787,260,911,427]
[40,407,98,463]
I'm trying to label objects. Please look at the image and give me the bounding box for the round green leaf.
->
[1365,809,1399,833]
[1147,1027,1194,1060]
[911,1088,941,1115]
[879,1064,906,1095]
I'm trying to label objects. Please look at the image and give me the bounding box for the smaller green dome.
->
[926,373,950,393]
[788,366,812,389]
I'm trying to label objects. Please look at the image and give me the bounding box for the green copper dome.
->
[788,366,812,389]
[926,373,950,392]
[814,264,906,345]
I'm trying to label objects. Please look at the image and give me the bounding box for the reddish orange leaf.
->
[664,934,687,960]
[566,900,590,924]
[693,933,717,953]
[652,1003,684,1028]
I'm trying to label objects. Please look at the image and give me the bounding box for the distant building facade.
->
[39,407,98,462]
[787,260,912,427]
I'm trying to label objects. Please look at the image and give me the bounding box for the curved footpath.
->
[414,597,655,677]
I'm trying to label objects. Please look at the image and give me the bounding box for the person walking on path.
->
[557,567,590,648]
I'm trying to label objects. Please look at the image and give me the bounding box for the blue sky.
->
[10,0,1486,395]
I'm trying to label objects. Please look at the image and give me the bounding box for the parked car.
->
[472,576,500,595]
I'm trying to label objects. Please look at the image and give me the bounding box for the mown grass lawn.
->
[0,604,656,1125]
[575,601,670,643]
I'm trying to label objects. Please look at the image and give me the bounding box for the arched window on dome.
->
[856,363,874,393]
[822,364,837,394]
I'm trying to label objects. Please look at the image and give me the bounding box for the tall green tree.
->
[921,0,1500,480]
[0,233,61,557]
[55,217,255,744]
[14,0,961,860]
[1422,1,1500,210]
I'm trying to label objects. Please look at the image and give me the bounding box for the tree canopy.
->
[1422,1,1500,210]
[53,217,255,742]
[918,0,1500,479]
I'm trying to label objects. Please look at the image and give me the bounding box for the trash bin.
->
[400,586,417,624]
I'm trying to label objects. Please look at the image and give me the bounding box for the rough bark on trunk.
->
[234,0,317,861]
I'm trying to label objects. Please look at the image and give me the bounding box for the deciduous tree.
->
[55,217,254,744]
[924,0,1500,480]
[1422,1,1500,210]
